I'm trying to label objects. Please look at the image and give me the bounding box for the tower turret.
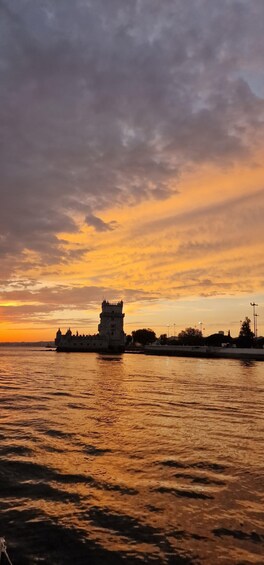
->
[55,328,62,346]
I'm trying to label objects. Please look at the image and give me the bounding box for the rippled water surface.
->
[0,348,263,564]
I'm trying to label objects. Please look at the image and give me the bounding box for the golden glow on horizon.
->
[1,155,264,341]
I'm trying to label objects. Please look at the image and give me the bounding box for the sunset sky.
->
[0,0,264,341]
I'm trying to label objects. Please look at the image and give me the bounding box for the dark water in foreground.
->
[0,348,263,564]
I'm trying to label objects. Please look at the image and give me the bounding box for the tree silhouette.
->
[159,333,168,344]
[132,328,156,346]
[178,327,203,345]
[125,334,132,347]
[238,317,254,347]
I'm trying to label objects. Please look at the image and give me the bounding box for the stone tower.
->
[98,300,125,351]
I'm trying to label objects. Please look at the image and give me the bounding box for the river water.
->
[0,348,263,564]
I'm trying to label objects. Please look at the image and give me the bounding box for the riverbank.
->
[144,344,264,361]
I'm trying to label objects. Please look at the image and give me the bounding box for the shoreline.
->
[143,345,264,361]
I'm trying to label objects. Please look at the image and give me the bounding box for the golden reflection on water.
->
[0,348,263,563]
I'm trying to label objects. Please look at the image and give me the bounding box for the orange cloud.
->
[1,152,263,341]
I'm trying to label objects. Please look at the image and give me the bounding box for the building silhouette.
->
[55,301,125,352]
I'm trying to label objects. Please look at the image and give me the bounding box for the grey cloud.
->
[0,283,158,310]
[0,281,159,326]
[85,214,118,232]
[0,0,264,270]
[176,240,233,258]
[136,187,264,237]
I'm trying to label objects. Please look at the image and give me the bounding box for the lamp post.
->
[250,302,258,338]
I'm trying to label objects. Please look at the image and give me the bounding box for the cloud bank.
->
[0,0,264,271]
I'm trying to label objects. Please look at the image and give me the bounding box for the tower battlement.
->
[98,301,125,348]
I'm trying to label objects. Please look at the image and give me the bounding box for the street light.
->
[250,302,258,338]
